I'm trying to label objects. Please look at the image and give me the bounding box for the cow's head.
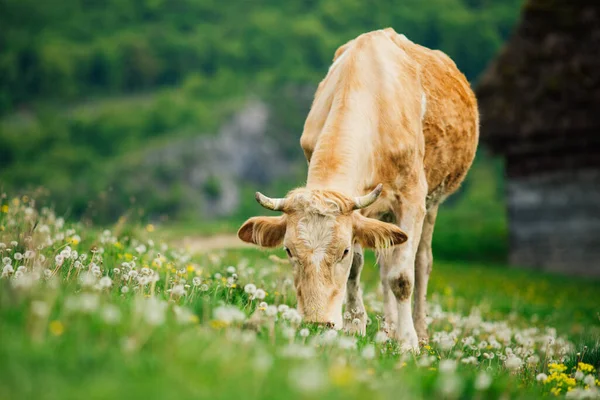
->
[237,184,407,328]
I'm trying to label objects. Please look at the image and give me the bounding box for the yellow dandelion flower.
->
[209,320,227,329]
[329,365,354,386]
[231,284,237,289]
[146,224,155,233]
[550,387,562,396]
[69,237,80,245]
[125,253,133,261]
[1,205,8,213]
[424,345,432,351]
[189,315,199,324]
[186,264,195,272]
[171,268,176,274]
[114,242,123,250]
[49,320,64,336]
[549,363,568,373]
[578,362,595,373]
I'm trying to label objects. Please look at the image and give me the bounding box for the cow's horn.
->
[353,184,383,210]
[255,192,286,211]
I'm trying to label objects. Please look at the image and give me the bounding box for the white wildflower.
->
[79,293,99,313]
[254,289,266,300]
[474,371,493,391]
[277,304,289,313]
[31,301,50,318]
[288,364,326,393]
[98,276,112,289]
[322,329,338,344]
[536,373,548,382]
[361,344,376,359]
[375,331,388,344]
[213,305,246,325]
[504,356,523,371]
[14,252,23,260]
[2,264,14,277]
[299,328,310,338]
[265,305,278,317]
[526,355,540,366]
[282,326,296,340]
[584,375,596,387]
[439,359,458,373]
[79,271,96,287]
[55,254,64,267]
[171,284,186,298]
[102,305,121,325]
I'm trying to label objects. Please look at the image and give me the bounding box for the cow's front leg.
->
[344,244,367,335]
[380,200,426,352]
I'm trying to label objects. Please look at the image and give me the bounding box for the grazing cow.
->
[238,28,478,351]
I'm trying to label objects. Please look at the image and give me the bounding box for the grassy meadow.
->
[1,195,599,400]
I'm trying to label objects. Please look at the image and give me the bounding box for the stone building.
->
[476,0,600,276]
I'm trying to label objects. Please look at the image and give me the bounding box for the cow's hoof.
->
[415,323,429,344]
[396,328,420,353]
[344,318,366,336]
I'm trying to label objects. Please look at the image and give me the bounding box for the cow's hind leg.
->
[413,204,439,343]
[344,244,367,335]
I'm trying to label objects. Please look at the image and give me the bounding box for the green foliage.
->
[0,200,599,399]
[0,0,523,228]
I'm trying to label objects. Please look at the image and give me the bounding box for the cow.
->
[238,28,479,351]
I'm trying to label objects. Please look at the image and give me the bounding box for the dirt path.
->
[178,234,252,253]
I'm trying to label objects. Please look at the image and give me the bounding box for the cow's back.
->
[383,28,479,198]
[301,29,479,202]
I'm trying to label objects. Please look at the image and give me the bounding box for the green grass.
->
[0,199,599,400]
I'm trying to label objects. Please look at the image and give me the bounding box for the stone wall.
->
[507,169,600,276]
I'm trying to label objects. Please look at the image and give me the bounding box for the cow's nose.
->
[313,321,335,329]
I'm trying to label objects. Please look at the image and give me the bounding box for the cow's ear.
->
[352,213,407,249]
[238,216,287,248]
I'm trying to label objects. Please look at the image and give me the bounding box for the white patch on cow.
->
[297,214,335,270]
[421,92,427,120]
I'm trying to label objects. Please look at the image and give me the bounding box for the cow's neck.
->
[305,108,374,196]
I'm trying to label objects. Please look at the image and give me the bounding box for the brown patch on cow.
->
[390,272,412,301]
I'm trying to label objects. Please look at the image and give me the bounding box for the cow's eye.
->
[342,248,350,258]
[284,247,293,258]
